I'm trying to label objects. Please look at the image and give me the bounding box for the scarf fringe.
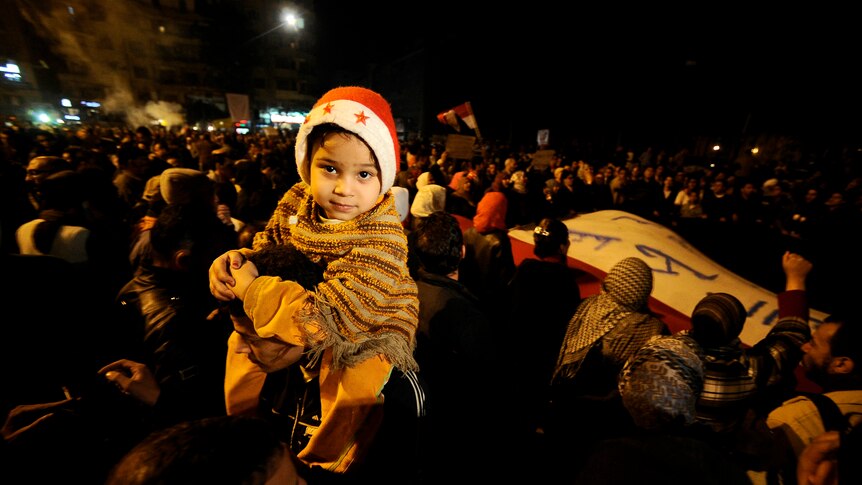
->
[297,296,419,372]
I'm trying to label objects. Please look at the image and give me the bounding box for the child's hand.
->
[209,251,246,301]
[230,259,260,302]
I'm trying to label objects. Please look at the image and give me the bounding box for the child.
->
[208,86,421,475]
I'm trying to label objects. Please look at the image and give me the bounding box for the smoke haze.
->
[16,0,186,128]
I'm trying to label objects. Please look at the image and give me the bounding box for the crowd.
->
[1,85,861,484]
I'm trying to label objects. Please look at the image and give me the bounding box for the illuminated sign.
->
[1,62,22,82]
[270,111,306,124]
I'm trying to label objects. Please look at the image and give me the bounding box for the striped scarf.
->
[254,182,419,371]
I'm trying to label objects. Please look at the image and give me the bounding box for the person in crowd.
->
[545,256,669,471]
[17,168,132,306]
[795,426,862,485]
[23,154,70,213]
[408,182,446,231]
[104,415,307,485]
[129,167,234,270]
[16,169,91,264]
[224,243,427,484]
[208,86,422,479]
[686,252,813,437]
[233,158,275,225]
[574,334,751,485]
[764,312,862,482]
[113,202,237,423]
[550,169,579,219]
[407,210,504,482]
[459,189,517,319]
[445,170,478,219]
[506,217,583,440]
[113,154,153,215]
[672,252,813,478]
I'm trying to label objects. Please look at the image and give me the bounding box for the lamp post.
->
[242,10,304,47]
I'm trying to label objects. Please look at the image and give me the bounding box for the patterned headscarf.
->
[553,257,655,381]
[619,334,705,430]
[690,292,747,348]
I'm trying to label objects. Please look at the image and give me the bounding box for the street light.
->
[242,9,304,46]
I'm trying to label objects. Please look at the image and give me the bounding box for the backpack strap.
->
[803,392,851,433]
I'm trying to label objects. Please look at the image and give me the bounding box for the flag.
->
[436,109,461,132]
[437,102,479,133]
[451,102,477,130]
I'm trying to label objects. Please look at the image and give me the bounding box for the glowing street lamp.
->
[243,10,304,46]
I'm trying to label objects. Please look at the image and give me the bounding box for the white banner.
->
[508,210,827,346]
[225,93,250,121]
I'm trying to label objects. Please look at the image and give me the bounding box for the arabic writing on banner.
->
[507,210,826,347]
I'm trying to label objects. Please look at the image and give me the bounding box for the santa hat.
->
[295,86,400,195]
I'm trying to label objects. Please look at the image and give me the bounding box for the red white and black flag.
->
[436,102,478,132]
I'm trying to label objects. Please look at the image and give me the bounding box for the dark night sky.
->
[313,3,861,148]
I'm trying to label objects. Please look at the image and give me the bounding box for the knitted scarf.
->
[253,182,419,372]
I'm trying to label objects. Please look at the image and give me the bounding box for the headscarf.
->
[448,170,465,191]
[472,191,508,233]
[410,184,447,219]
[619,334,705,430]
[415,171,431,190]
[553,257,656,381]
[690,292,747,348]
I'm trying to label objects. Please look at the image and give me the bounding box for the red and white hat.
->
[295,86,400,195]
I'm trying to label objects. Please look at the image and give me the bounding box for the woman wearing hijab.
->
[542,256,669,475]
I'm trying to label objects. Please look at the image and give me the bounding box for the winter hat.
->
[160,168,214,206]
[295,86,400,195]
[690,292,747,347]
[619,334,705,430]
[410,184,447,219]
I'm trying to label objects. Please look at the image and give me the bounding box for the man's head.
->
[802,314,860,389]
[106,415,306,485]
[149,203,234,273]
[25,156,69,186]
[294,86,400,207]
[229,244,324,372]
[408,211,463,277]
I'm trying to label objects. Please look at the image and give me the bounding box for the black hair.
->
[149,203,234,268]
[228,243,324,318]
[106,416,285,485]
[533,217,569,259]
[246,244,324,291]
[303,123,376,181]
[408,211,463,277]
[825,314,861,374]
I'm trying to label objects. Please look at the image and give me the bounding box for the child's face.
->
[309,133,382,221]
